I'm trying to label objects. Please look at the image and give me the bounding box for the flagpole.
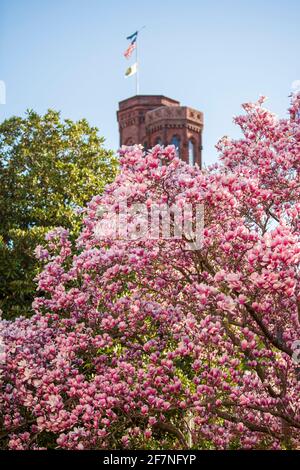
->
[136,34,139,95]
[124,26,145,94]
[136,26,145,95]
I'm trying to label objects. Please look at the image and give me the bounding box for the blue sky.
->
[0,0,299,165]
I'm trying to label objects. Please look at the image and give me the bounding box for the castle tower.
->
[117,95,203,167]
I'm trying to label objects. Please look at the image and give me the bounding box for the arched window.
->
[125,137,134,146]
[171,135,180,157]
[188,139,195,165]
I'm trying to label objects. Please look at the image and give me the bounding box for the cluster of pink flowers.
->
[1,94,300,449]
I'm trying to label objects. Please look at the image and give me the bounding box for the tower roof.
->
[118,95,180,111]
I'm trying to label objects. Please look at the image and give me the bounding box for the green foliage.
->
[0,109,118,319]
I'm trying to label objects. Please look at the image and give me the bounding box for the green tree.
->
[0,109,118,319]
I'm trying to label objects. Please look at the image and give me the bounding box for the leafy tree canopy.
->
[0,109,118,319]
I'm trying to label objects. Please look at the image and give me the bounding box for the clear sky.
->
[0,0,299,165]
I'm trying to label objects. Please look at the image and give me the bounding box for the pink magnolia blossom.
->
[1,94,300,449]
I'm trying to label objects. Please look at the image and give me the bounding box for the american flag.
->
[124,41,136,59]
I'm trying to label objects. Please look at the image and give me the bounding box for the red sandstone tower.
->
[117,95,203,167]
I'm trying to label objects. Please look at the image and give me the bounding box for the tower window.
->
[171,135,180,157]
[155,137,162,145]
[125,137,134,146]
[188,139,195,165]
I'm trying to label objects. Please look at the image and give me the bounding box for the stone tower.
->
[117,95,203,167]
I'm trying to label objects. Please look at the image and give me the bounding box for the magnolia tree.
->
[1,94,300,450]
